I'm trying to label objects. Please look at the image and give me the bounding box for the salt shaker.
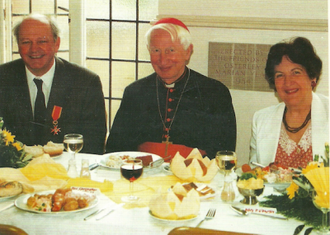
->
[67,159,78,178]
[80,159,91,179]
[221,176,235,202]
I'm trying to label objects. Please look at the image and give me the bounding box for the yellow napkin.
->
[107,175,184,209]
[20,154,69,181]
[66,178,113,193]
[305,167,330,208]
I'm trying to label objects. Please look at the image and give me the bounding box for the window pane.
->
[110,99,121,127]
[86,60,110,97]
[112,22,136,60]
[32,0,54,14]
[112,61,135,98]
[57,0,69,14]
[139,0,158,21]
[138,62,154,79]
[112,0,136,20]
[86,0,109,19]
[57,52,69,61]
[86,21,110,58]
[138,23,151,61]
[57,16,69,51]
[12,1,30,14]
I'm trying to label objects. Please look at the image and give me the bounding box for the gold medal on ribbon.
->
[51,105,62,135]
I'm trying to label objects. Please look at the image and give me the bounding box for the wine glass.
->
[216,151,237,202]
[120,159,143,202]
[216,150,237,176]
[312,190,330,234]
[63,134,84,160]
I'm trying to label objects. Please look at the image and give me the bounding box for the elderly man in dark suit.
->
[0,14,106,154]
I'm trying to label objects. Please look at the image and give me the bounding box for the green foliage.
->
[260,194,327,229]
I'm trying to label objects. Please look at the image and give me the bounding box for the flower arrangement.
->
[0,118,33,168]
[260,143,330,229]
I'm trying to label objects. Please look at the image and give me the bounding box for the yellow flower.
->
[12,142,22,151]
[302,162,323,175]
[2,130,15,145]
[287,182,299,199]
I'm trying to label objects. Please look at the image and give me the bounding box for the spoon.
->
[231,206,287,220]
[148,156,172,168]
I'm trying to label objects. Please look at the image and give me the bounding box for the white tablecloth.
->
[0,152,315,235]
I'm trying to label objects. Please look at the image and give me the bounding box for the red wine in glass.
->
[120,159,143,202]
[121,164,143,182]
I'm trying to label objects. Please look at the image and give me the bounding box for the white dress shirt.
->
[26,60,56,114]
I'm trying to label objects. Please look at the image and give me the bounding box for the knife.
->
[84,207,107,221]
[96,203,124,221]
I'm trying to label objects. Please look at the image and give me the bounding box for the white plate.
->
[149,210,198,222]
[0,194,20,202]
[50,154,62,159]
[264,182,291,192]
[170,183,218,201]
[100,151,162,170]
[15,190,98,214]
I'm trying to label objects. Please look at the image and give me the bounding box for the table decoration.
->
[0,117,33,168]
[260,143,329,231]
[170,148,218,182]
[108,175,185,208]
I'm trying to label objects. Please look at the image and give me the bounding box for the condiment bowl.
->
[237,186,265,205]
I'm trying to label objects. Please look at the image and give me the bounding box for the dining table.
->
[0,152,315,235]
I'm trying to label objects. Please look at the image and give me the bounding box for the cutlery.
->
[96,203,124,221]
[84,207,107,221]
[231,206,287,220]
[89,162,99,171]
[196,208,216,227]
[149,155,172,168]
[251,162,266,168]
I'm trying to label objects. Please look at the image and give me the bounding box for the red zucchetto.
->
[154,18,189,32]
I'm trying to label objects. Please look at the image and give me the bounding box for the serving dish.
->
[99,151,162,170]
[15,190,98,214]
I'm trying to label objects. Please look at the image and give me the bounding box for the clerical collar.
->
[159,67,188,88]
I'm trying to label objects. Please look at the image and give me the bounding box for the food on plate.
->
[172,182,215,198]
[149,184,200,220]
[170,148,218,182]
[240,162,293,184]
[105,155,130,168]
[24,141,64,157]
[237,173,264,190]
[135,155,153,166]
[24,145,44,157]
[0,180,23,197]
[43,141,64,156]
[26,188,96,212]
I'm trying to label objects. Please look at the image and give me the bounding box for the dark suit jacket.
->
[106,69,236,159]
[0,57,106,154]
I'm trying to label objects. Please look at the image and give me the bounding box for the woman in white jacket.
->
[249,37,328,168]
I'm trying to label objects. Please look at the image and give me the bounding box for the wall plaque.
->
[208,42,272,92]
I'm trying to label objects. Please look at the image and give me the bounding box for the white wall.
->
[158,0,328,165]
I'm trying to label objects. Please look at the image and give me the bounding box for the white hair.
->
[145,23,192,50]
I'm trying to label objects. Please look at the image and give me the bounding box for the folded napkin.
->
[107,175,184,209]
[0,155,68,193]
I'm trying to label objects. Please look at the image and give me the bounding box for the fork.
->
[196,208,216,227]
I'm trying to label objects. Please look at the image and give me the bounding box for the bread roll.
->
[0,181,23,197]
[43,141,64,156]
[24,145,44,157]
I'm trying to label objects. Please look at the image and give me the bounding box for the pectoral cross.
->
[162,135,172,158]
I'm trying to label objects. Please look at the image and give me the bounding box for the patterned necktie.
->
[33,78,47,143]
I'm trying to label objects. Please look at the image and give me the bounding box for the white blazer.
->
[249,92,329,166]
